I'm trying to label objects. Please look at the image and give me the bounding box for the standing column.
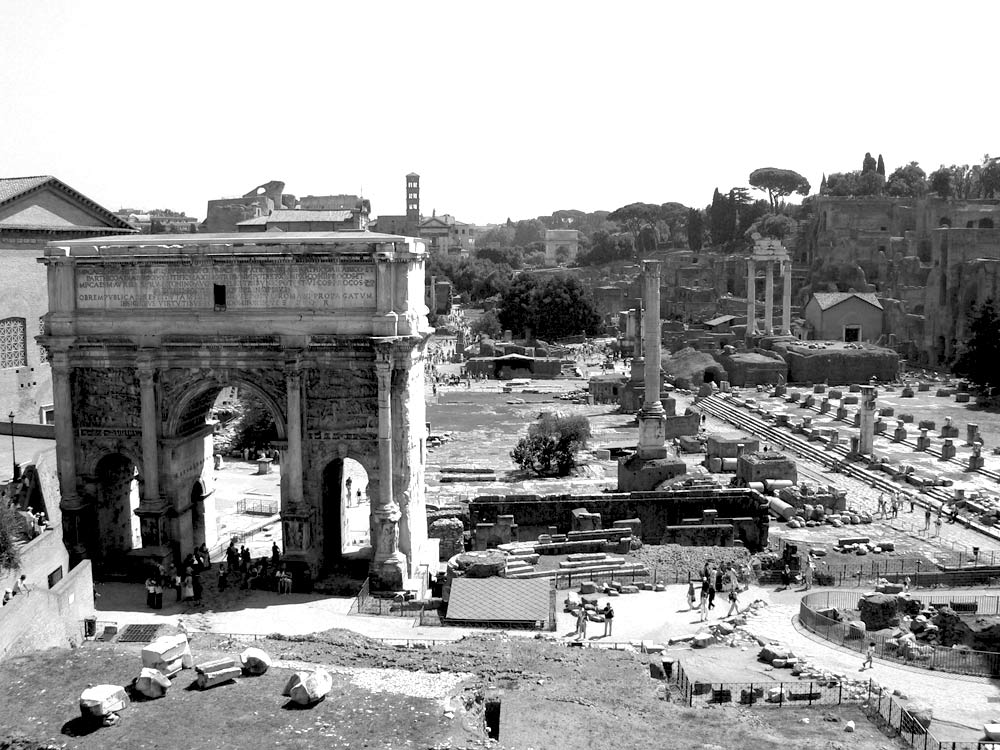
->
[782,260,792,335]
[284,367,304,507]
[637,261,667,460]
[373,345,406,588]
[745,258,757,339]
[51,351,79,512]
[642,262,662,414]
[137,365,159,507]
[764,261,775,335]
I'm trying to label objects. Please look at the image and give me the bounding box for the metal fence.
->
[348,577,430,618]
[799,591,1000,677]
[675,660,991,749]
[236,499,279,516]
[674,660,863,709]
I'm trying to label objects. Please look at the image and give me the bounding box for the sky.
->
[1,0,998,226]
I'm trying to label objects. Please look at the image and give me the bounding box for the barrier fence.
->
[799,591,1000,677]
[674,660,989,749]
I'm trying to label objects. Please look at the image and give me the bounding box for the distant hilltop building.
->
[372,173,474,255]
[203,180,368,233]
[114,209,199,234]
[0,175,135,423]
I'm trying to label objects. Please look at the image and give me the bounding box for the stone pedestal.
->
[256,458,273,475]
[967,424,981,446]
[894,423,908,442]
[941,440,956,460]
[916,430,931,451]
[874,419,886,435]
[819,399,831,414]
[773,384,786,397]
[968,447,985,471]
[803,395,816,408]
[836,406,848,420]
[941,418,959,439]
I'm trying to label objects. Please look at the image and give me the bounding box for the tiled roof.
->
[811,292,883,311]
[446,577,551,625]
[0,176,54,203]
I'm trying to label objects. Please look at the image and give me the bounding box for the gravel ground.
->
[629,543,751,583]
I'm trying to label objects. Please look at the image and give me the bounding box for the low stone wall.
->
[0,524,69,594]
[0,560,94,661]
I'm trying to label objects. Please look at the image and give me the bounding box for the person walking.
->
[803,558,815,590]
[602,603,614,637]
[877,493,886,519]
[217,563,228,592]
[698,590,709,622]
[725,587,740,618]
[181,570,194,601]
[924,508,932,532]
[780,564,792,590]
[934,515,943,537]
[687,580,697,610]
[707,576,716,610]
[575,606,588,641]
[861,641,876,671]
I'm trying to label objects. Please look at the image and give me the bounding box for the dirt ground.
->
[0,629,905,750]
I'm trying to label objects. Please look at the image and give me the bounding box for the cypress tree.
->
[877,154,886,176]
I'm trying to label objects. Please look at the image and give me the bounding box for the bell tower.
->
[405,173,420,224]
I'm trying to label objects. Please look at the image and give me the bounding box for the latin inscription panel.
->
[76,261,376,310]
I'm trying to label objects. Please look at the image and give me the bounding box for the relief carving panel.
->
[71,368,141,431]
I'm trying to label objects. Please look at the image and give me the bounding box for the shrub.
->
[511,414,591,477]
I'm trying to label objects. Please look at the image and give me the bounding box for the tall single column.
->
[284,366,304,507]
[859,385,877,455]
[764,261,775,335]
[51,351,78,506]
[745,258,757,339]
[637,261,667,460]
[373,345,406,588]
[782,260,792,335]
[137,365,160,506]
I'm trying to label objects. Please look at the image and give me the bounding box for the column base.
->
[373,552,407,591]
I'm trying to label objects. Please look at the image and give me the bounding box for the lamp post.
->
[8,411,18,482]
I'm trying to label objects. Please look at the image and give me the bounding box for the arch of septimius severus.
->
[38,231,433,589]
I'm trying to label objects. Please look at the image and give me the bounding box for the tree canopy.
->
[748,168,811,212]
[885,162,927,197]
[510,413,591,476]
[823,170,885,197]
[496,274,601,341]
[954,298,1000,399]
[607,202,662,253]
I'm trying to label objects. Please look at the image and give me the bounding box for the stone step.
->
[559,556,626,570]
[566,552,608,562]
[508,562,648,580]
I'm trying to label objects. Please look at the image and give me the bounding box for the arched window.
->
[0,317,27,368]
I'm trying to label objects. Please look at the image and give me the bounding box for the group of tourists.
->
[2,574,30,606]
[223,540,292,594]
[689,562,746,622]
[573,601,614,640]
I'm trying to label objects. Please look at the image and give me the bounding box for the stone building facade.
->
[39,232,433,589]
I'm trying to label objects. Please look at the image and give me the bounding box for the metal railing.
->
[674,660,978,750]
[348,577,427,618]
[236,499,279,516]
[799,591,1000,677]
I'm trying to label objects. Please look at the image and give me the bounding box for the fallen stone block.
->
[240,647,272,676]
[765,687,785,703]
[619,585,640,594]
[578,582,598,594]
[196,657,238,675]
[141,634,193,675]
[80,685,129,719]
[691,631,714,648]
[758,645,789,662]
[197,666,241,689]
[134,668,171,699]
[284,669,334,705]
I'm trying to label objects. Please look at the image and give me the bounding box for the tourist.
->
[924,508,932,532]
[2,589,10,606]
[726,565,740,593]
[861,641,876,671]
[803,558,815,590]
[780,564,791,590]
[145,577,157,609]
[181,570,194,601]
[272,542,281,567]
[198,543,211,570]
[948,506,959,524]
[707,574,716,610]
[153,577,163,610]
[240,545,251,571]
[575,606,588,640]
[218,563,228,592]
[226,540,239,570]
[698,590,709,622]
[903,575,911,593]
[687,580,696,610]
[725,587,740,618]
[891,494,899,518]
[13,574,29,596]
[877,493,886,519]
[934,515,943,537]
[602,603,614,637]
[191,569,202,603]
[278,569,292,594]
[909,495,916,513]
[173,572,183,602]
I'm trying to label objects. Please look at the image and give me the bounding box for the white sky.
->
[1,0,997,225]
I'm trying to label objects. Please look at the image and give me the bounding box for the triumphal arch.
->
[39,232,432,589]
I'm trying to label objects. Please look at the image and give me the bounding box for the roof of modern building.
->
[445,577,550,625]
[810,292,883,311]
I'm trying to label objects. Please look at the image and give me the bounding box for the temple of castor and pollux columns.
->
[37,231,434,590]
